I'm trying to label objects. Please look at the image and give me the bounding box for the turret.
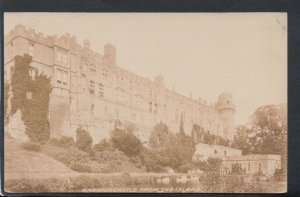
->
[103,43,116,66]
[217,93,236,141]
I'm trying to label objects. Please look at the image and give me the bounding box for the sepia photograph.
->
[3,12,287,193]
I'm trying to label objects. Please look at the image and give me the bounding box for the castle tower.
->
[217,93,236,141]
[103,43,116,66]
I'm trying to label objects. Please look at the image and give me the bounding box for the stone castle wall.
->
[4,24,236,144]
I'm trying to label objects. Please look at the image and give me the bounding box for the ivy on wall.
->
[11,54,52,144]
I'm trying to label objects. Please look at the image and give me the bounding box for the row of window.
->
[57,69,68,85]
[88,80,104,97]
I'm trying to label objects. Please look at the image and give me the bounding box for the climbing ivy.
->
[11,54,52,144]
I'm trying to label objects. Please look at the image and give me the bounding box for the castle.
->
[4,24,236,144]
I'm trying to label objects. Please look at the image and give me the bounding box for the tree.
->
[11,55,52,144]
[191,123,205,143]
[94,138,115,152]
[147,121,196,170]
[111,127,143,157]
[150,121,171,149]
[231,125,252,155]
[76,128,93,152]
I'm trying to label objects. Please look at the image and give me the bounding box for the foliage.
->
[193,160,210,171]
[191,124,230,147]
[207,157,222,171]
[21,141,41,152]
[75,128,93,152]
[42,144,90,166]
[111,127,143,157]
[93,138,115,152]
[48,136,75,148]
[191,124,205,143]
[231,125,252,155]
[10,55,52,144]
[146,122,196,171]
[177,163,195,173]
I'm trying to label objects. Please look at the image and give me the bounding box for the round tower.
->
[217,93,236,141]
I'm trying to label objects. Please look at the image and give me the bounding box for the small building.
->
[192,143,242,161]
[221,154,281,177]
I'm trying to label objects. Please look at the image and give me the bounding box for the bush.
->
[207,157,222,171]
[42,144,90,166]
[75,128,92,152]
[177,163,195,173]
[93,139,115,152]
[21,141,41,152]
[48,136,75,148]
[111,128,143,156]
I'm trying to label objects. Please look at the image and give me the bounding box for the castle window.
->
[57,69,62,84]
[224,151,227,156]
[29,43,34,56]
[29,68,36,80]
[62,71,68,85]
[103,67,108,77]
[175,109,179,121]
[26,91,33,100]
[89,64,96,73]
[149,102,152,112]
[89,80,95,95]
[56,69,68,85]
[99,83,104,97]
[214,150,218,154]
[248,163,250,171]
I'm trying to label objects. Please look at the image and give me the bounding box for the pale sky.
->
[4,13,287,125]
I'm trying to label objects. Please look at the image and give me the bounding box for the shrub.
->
[21,141,41,152]
[48,136,75,148]
[177,163,195,173]
[111,128,143,156]
[42,144,90,166]
[207,157,222,171]
[75,128,92,152]
[93,138,115,152]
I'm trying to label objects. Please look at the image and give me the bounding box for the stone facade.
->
[221,154,281,177]
[4,24,236,144]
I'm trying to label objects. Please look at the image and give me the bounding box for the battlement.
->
[4,24,105,58]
